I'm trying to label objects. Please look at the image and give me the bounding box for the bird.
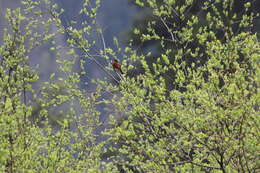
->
[111,59,124,74]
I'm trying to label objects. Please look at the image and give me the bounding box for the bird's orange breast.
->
[112,62,121,69]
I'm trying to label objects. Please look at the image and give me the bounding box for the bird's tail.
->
[119,69,124,74]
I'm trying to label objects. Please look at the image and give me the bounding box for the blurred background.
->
[0,0,138,82]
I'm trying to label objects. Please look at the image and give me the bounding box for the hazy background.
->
[0,0,137,81]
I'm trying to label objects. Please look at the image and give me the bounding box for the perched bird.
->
[111,59,124,74]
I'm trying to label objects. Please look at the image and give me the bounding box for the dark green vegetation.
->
[0,0,259,172]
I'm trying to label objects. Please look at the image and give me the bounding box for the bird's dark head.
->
[113,59,118,62]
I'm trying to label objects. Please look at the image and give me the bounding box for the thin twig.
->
[190,161,221,170]
[160,17,175,43]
